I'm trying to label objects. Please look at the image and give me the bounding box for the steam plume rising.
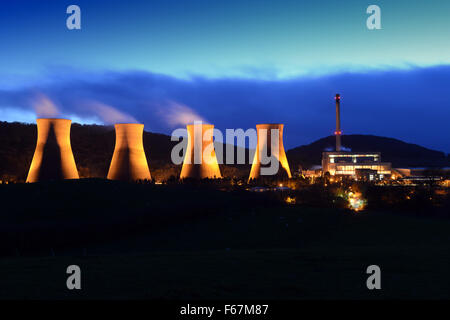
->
[160,101,207,127]
[87,101,137,124]
[32,93,60,118]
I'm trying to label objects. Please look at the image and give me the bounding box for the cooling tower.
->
[248,124,292,181]
[180,123,222,179]
[107,123,152,181]
[26,118,79,182]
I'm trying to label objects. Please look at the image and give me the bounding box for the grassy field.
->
[1,193,449,299]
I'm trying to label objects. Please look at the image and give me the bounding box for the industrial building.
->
[27,118,79,182]
[107,123,152,181]
[322,151,392,179]
[180,123,222,179]
[322,94,392,180]
[249,123,292,181]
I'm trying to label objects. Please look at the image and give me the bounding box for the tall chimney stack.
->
[335,93,341,151]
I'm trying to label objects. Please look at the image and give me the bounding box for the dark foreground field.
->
[0,180,449,299]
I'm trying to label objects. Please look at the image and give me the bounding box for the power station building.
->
[322,94,392,180]
[27,118,79,182]
[322,151,392,179]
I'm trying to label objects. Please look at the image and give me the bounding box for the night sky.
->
[0,0,449,152]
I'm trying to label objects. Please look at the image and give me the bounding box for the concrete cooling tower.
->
[248,123,292,181]
[107,123,152,181]
[180,123,222,179]
[26,118,79,182]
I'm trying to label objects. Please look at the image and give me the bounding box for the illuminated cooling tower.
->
[180,123,222,179]
[248,124,292,181]
[107,123,152,181]
[26,118,79,182]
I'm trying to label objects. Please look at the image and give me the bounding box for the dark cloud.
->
[0,65,449,152]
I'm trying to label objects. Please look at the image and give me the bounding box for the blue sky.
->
[0,0,449,152]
